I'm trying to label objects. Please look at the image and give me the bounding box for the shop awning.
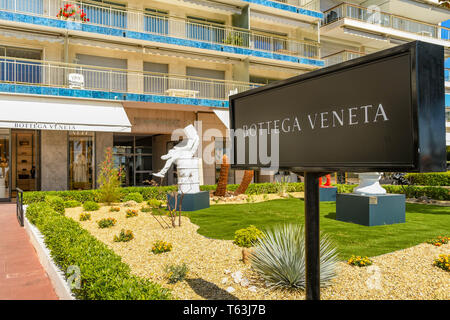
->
[0,95,131,132]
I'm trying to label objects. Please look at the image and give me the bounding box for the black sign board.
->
[229,41,446,172]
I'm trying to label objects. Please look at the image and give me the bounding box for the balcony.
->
[322,50,365,66]
[321,3,450,49]
[239,0,322,20]
[0,0,323,68]
[446,68,450,88]
[0,57,260,107]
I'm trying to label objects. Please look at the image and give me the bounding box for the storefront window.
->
[113,134,153,186]
[69,132,94,190]
[0,129,10,199]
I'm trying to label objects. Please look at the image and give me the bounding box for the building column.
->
[40,131,68,191]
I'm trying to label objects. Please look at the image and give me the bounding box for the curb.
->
[23,206,76,300]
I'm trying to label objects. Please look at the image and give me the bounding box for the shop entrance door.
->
[11,130,40,195]
[0,129,10,201]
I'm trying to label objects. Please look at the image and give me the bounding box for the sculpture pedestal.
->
[177,158,200,193]
[319,187,337,201]
[336,193,405,226]
[167,191,210,212]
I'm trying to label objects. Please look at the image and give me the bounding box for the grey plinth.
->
[336,193,405,226]
[167,191,210,212]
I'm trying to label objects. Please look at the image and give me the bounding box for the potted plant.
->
[57,4,89,22]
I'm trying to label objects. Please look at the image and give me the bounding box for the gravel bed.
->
[65,205,449,300]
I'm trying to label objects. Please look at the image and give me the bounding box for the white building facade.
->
[0,0,447,199]
[0,0,324,199]
[320,0,450,145]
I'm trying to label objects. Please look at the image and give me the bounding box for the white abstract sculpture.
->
[153,124,200,194]
[353,172,387,195]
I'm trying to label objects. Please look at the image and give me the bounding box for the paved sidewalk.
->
[0,203,58,300]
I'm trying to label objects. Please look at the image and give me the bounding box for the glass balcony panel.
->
[187,79,225,100]
[144,74,168,94]
[80,2,127,29]
[79,68,127,92]
[186,21,226,43]
[144,14,168,35]
[0,59,42,84]
[0,0,43,14]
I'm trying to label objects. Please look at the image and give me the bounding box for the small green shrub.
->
[97,147,122,204]
[140,206,152,213]
[83,201,100,211]
[125,209,138,218]
[222,32,244,46]
[25,203,169,299]
[109,206,121,212]
[405,172,450,186]
[147,199,163,208]
[383,185,450,201]
[45,195,65,215]
[164,263,189,284]
[152,240,172,254]
[98,217,117,228]
[114,229,134,242]
[25,202,52,225]
[234,225,264,248]
[64,200,81,208]
[123,192,144,203]
[79,212,91,221]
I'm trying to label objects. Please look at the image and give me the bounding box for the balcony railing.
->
[0,57,260,100]
[322,3,450,41]
[322,50,365,66]
[0,0,321,60]
[272,0,320,12]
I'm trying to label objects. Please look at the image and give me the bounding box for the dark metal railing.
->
[16,188,24,227]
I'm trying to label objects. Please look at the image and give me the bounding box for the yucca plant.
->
[249,224,339,289]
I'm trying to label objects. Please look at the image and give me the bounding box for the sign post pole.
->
[304,172,321,300]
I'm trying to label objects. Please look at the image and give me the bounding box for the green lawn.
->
[185,198,450,259]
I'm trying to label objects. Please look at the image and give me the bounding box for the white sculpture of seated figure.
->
[153,124,200,193]
[353,172,387,195]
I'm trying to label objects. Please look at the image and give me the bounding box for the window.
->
[252,29,287,53]
[144,8,168,35]
[186,67,225,100]
[0,46,42,84]
[81,0,127,28]
[76,54,127,92]
[69,132,94,190]
[187,16,225,43]
[113,135,153,186]
[143,62,168,94]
